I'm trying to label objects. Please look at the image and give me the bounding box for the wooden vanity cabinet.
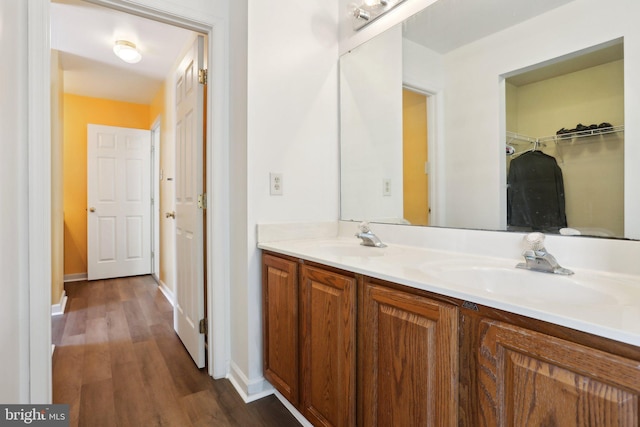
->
[264,251,640,427]
[459,305,640,427]
[300,264,357,427]
[359,277,459,427]
[262,254,300,405]
[262,252,357,427]
[475,319,640,426]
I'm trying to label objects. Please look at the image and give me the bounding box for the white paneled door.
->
[174,35,206,368]
[87,124,152,281]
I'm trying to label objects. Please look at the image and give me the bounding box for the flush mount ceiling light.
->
[113,40,142,64]
[352,0,406,30]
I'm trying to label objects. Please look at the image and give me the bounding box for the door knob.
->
[165,211,176,219]
[89,207,96,212]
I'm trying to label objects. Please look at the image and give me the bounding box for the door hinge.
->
[197,193,207,210]
[198,68,208,85]
[199,318,207,334]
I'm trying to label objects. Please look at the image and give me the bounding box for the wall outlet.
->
[383,178,391,196]
[270,173,283,195]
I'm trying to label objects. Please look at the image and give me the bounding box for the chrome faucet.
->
[355,222,386,248]
[516,232,573,275]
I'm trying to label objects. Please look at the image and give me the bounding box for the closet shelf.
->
[506,125,624,164]
[506,125,624,145]
[543,124,624,143]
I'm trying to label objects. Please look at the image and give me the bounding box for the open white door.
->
[87,124,151,281]
[174,35,206,368]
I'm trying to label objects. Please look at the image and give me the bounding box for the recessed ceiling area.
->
[51,0,196,104]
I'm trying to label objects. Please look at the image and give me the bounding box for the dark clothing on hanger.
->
[507,150,567,232]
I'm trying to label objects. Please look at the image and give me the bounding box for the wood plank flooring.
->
[52,275,301,427]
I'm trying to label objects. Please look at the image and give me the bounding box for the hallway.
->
[52,276,300,427]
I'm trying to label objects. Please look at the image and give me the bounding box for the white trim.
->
[63,273,88,283]
[273,390,314,427]
[51,291,68,317]
[227,362,274,403]
[157,279,175,307]
[28,0,53,404]
[151,117,161,280]
[206,13,231,381]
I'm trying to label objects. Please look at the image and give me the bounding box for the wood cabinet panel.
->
[478,319,640,427]
[262,254,299,405]
[300,264,356,427]
[360,279,458,427]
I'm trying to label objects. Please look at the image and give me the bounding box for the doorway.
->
[46,0,225,385]
[402,88,430,226]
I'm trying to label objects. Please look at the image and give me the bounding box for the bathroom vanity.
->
[260,229,640,426]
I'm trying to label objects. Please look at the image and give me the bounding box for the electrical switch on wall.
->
[270,173,283,195]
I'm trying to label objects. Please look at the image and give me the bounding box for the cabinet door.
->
[478,319,640,427]
[300,264,356,427]
[361,280,458,427]
[263,254,299,405]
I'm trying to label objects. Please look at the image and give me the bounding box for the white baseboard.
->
[157,279,175,306]
[63,272,87,282]
[227,362,274,403]
[51,291,67,316]
[273,390,313,427]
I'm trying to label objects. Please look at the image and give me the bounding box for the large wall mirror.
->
[340,0,640,240]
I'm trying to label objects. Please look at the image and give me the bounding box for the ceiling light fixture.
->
[113,40,142,64]
[352,0,406,30]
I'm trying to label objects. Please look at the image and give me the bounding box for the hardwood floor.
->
[52,275,301,427]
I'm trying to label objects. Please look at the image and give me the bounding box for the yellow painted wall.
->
[402,89,429,225]
[507,60,624,236]
[51,51,65,305]
[63,94,151,275]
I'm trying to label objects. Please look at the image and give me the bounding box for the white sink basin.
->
[420,260,626,305]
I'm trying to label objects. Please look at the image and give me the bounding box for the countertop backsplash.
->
[257,220,640,278]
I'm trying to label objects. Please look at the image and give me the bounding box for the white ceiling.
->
[51,0,196,104]
[400,0,623,85]
[403,0,575,54]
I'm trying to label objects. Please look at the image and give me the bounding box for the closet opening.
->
[504,38,624,238]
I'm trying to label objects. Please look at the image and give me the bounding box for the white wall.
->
[227,0,340,397]
[441,0,640,237]
[228,0,250,391]
[0,0,31,403]
[340,26,404,222]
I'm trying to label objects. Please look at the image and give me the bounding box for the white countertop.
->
[258,236,640,347]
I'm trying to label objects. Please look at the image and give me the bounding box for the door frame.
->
[151,117,161,282]
[29,0,230,401]
[402,83,442,226]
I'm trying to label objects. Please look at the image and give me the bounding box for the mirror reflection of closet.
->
[505,39,624,238]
